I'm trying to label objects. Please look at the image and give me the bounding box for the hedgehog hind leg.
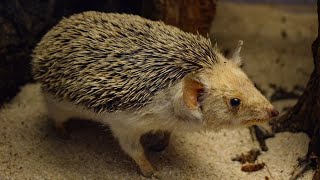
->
[43,93,72,138]
[111,126,159,178]
[48,105,71,138]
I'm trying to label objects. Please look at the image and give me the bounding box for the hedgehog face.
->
[182,54,278,130]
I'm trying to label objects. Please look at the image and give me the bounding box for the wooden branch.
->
[271,1,320,179]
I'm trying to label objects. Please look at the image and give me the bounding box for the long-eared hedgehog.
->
[32,11,279,177]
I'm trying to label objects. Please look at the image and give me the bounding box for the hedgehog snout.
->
[266,107,279,118]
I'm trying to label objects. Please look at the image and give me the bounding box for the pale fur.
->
[197,55,274,129]
[44,80,204,135]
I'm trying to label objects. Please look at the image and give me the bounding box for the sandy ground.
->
[0,2,317,180]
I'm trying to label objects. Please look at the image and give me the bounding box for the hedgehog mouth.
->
[242,118,270,125]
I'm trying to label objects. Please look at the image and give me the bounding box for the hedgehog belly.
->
[41,85,181,130]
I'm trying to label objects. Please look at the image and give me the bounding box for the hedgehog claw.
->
[141,168,159,178]
[54,122,70,139]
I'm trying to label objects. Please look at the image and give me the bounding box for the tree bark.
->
[141,0,217,35]
[270,1,320,179]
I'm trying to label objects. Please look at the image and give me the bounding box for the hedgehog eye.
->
[230,98,241,107]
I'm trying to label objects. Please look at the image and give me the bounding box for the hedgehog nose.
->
[267,108,279,118]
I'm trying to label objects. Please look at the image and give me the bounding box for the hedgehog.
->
[31,11,279,177]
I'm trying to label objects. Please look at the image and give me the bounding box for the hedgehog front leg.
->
[111,126,157,177]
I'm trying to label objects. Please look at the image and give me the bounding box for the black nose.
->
[267,108,279,118]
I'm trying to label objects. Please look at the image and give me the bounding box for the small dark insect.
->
[241,162,265,172]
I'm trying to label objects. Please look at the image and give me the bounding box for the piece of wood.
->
[270,1,320,179]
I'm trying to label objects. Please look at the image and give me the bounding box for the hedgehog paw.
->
[138,159,158,178]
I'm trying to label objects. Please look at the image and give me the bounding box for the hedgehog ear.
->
[182,75,204,110]
[230,40,244,66]
[213,40,218,51]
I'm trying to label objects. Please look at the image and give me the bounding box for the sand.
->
[0,2,317,180]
